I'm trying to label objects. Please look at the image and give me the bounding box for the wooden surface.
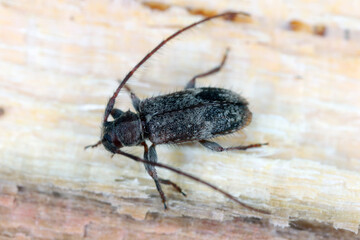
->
[1,0,360,239]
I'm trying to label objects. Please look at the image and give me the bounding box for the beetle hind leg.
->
[185,48,230,89]
[200,140,268,152]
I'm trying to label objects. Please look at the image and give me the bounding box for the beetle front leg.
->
[143,143,168,209]
[185,48,229,89]
[84,140,102,150]
[123,84,141,112]
[110,108,124,118]
[199,140,268,152]
[143,143,186,209]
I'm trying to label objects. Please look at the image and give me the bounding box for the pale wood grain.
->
[0,0,360,238]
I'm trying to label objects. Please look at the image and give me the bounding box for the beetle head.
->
[101,110,143,153]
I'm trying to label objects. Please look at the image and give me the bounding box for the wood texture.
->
[1,0,360,239]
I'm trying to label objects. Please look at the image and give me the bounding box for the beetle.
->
[86,12,268,214]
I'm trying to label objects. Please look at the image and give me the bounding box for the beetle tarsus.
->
[159,178,187,197]
[84,140,102,150]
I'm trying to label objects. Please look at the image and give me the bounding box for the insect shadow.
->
[86,12,269,214]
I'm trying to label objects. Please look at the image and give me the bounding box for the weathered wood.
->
[0,0,360,238]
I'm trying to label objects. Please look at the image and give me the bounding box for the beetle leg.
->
[159,178,187,197]
[123,84,141,112]
[199,140,268,152]
[185,48,230,89]
[116,148,270,214]
[110,108,124,119]
[84,140,102,150]
[143,143,168,209]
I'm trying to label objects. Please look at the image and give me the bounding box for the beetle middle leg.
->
[185,48,229,89]
[142,143,186,209]
[199,140,268,152]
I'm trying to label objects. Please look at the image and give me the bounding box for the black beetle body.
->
[102,88,251,151]
[141,87,251,144]
[86,12,268,214]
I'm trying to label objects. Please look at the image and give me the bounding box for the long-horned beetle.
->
[86,12,268,214]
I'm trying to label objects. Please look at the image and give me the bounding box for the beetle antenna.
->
[116,149,269,215]
[103,11,250,123]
